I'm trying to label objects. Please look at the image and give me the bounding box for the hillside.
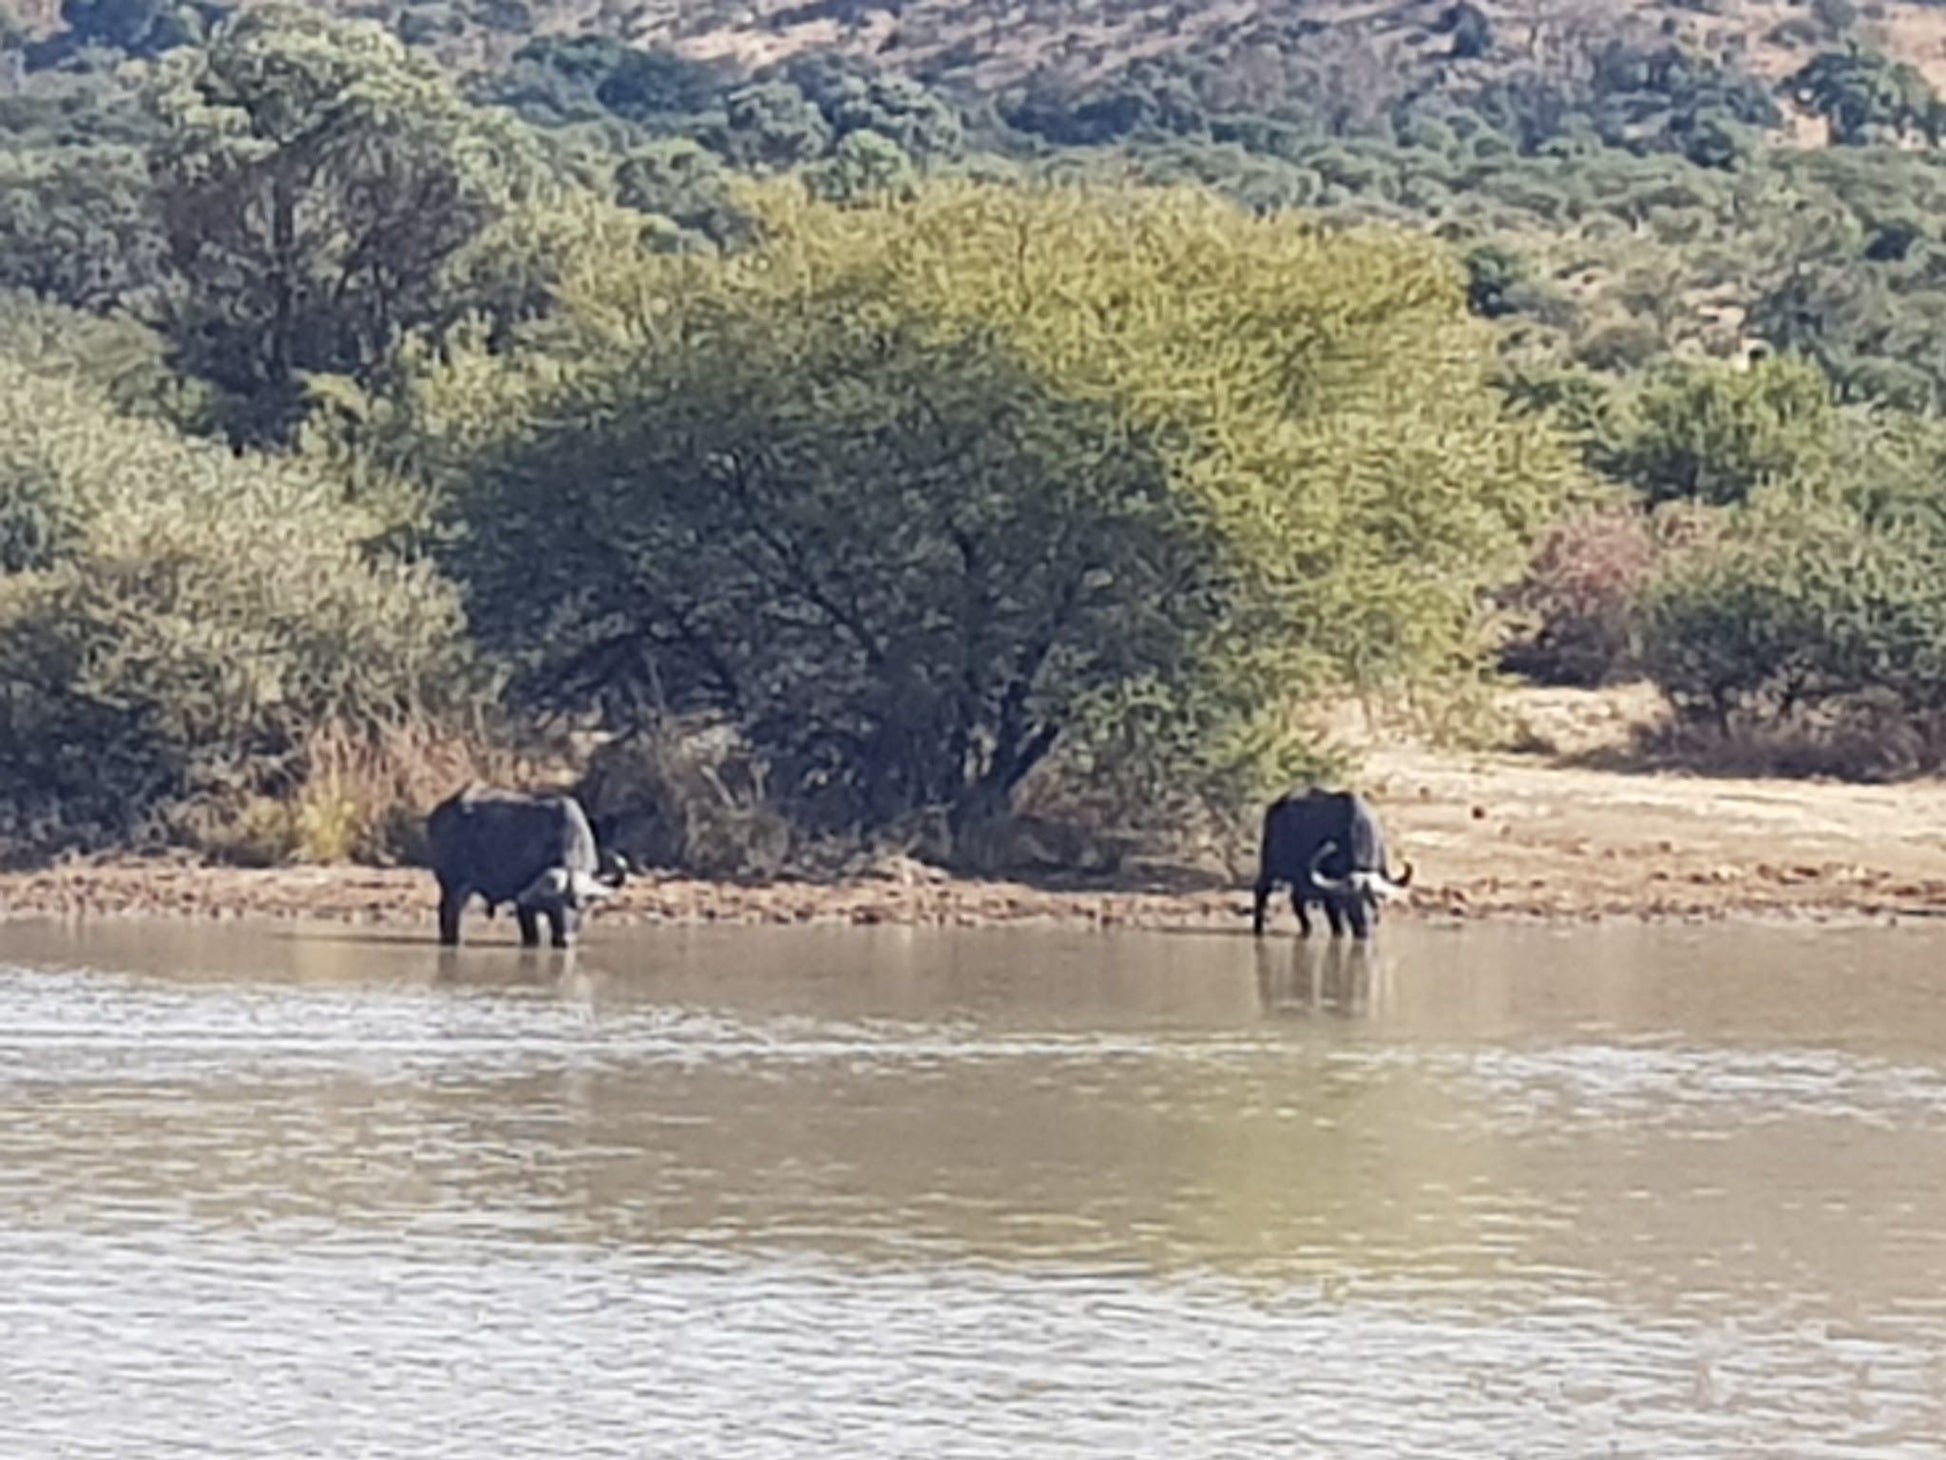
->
[632,0,1946,99]
[9,0,1946,104]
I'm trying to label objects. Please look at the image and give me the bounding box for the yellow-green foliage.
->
[625,184,1565,657]
[1640,419,1946,770]
[0,353,485,841]
[407,181,1576,825]
[1601,355,1838,507]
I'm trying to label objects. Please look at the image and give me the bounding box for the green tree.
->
[143,5,542,438]
[28,0,216,65]
[0,49,162,149]
[786,55,963,158]
[1787,47,1944,146]
[804,129,915,203]
[1643,494,1946,738]
[713,81,832,170]
[1599,356,1837,506]
[1639,412,1946,765]
[1462,241,1525,318]
[398,182,1573,838]
[592,45,727,128]
[613,137,753,247]
[0,146,169,311]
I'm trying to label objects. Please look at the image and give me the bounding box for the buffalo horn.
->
[1306,841,1355,895]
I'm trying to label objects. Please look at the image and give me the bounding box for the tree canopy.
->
[142,5,544,436]
[398,182,1573,837]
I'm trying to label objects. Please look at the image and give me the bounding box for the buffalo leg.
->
[1252,881,1272,937]
[1345,898,1371,941]
[515,906,542,947]
[437,885,464,947]
[1289,889,1313,938]
[1322,897,1347,938]
[546,905,577,949]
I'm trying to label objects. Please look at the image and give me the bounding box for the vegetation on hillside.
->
[8,0,1946,868]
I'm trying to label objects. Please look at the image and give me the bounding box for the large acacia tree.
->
[405,182,1574,836]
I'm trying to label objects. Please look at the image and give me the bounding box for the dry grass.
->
[1356,680,1946,919]
[576,719,794,879]
[1615,699,1946,784]
[1489,677,1946,786]
[23,679,1946,926]
[195,719,562,868]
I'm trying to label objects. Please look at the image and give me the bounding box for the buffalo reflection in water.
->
[1254,938,1392,1019]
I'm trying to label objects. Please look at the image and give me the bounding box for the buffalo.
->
[1251,788,1413,940]
[426,786,629,947]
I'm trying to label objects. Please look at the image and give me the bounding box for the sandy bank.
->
[8,688,1946,934]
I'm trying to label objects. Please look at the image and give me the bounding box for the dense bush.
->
[1787,48,1944,147]
[576,722,793,879]
[19,0,1946,860]
[0,147,169,313]
[1597,356,1837,506]
[0,354,486,847]
[1641,477,1946,773]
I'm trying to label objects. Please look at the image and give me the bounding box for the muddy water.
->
[5,918,1946,1457]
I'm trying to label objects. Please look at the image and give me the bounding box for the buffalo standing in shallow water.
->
[426,787,628,947]
[1252,789,1413,940]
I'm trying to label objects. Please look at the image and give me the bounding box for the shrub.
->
[1599,356,1837,506]
[576,721,792,879]
[0,292,211,430]
[1463,242,1525,317]
[1640,486,1946,775]
[0,355,489,849]
[1501,506,1658,685]
[1575,319,1666,373]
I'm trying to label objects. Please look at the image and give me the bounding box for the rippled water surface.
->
[6,917,1946,1457]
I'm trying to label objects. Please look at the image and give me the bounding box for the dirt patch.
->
[7,686,1946,933]
[1365,744,1946,926]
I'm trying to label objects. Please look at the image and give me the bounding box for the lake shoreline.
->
[13,687,1946,934]
[0,849,1941,934]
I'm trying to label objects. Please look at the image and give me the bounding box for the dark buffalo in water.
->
[426,787,628,947]
[1251,789,1413,940]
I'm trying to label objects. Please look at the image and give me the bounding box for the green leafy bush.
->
[0,147,170,313]
[1641,471,1946,775]
[1599,356,1837,506]
[0,355,486,847]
